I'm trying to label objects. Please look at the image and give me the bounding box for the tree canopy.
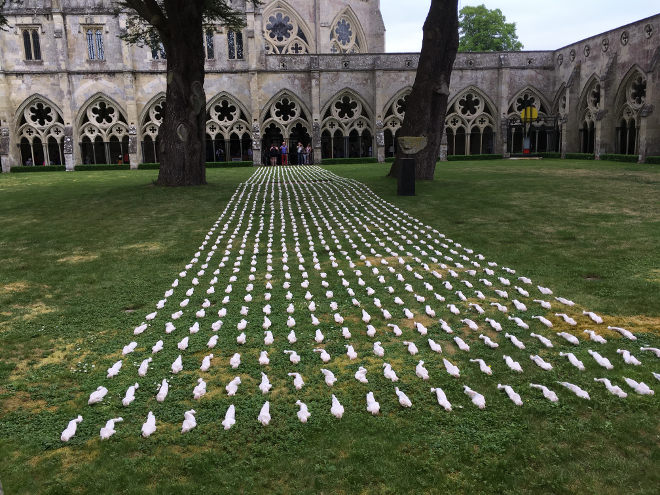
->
[458,4,523,52]
[114,0,259,186]
[0,1,21,31]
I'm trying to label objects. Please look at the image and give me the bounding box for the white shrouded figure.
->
[288,372,304,390]
[100,417,123,440]
[61,415,83,442]
[141,411,156,437]
[321,368,337,386]
[88,386,108,405]
[559,352,585,371]
[503,355,523,373]
[355,366,368,383]
[122,383,139,406]
[296,400,311,423]
[366,392,380,415]
[443,358,460,378]
[497,384,522,406]
[557,381,590,400]
[222,405,236,430]
[529,383,558,402]
[156,379,168,402]
[464,385,486,409]
[617,349,641,365]
[469,358,492,375]
[431,387,452,411]
[594,378,627,398]
[181,409,197,433]
[258,401,271,425]
[226,376,241,396]
[395,387,412,408]
[331,395,344,418]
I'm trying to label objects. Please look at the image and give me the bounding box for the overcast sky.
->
[381,1,660,52]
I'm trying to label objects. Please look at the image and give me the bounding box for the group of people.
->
[268,141,312,166]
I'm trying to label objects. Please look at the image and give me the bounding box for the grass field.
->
[0,160,659,494]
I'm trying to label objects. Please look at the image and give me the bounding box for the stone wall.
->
[0,1,657,171]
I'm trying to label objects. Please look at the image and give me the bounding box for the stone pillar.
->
[63,126,74,171]
[497,54,510,156]
[0,127,10,173]
[251,120,261,166]
[311,57,322,164]
[439,133,448,162]
[637,104,654,163]
[376,119,385,163]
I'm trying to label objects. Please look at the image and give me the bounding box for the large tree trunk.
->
[388,0,459,180]
[156,1,207,186]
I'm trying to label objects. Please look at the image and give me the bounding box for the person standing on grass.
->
[297,142,304,165]
[280,141,288,165]
[269,143,279,166]
[305,144,312,164]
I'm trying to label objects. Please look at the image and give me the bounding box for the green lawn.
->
[0,160,658,494]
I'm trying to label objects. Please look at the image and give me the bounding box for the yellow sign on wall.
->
[521,106,539,122]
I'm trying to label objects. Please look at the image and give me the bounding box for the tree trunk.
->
[156,1,207,186]
[388,0,459,180]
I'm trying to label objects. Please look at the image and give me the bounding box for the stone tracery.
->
[262,1,313,55]
[445,88,496,156]
[79,96,129,165]
[329,7,366,54]
[321,91,373,159]
[205,94,253,162]
[17,96,65,166]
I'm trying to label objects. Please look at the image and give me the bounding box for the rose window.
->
[28,102,54,127]
[458,93,480,116]
[630,77,646,106]
[266,13,293,43]
[395,96,408,117]
[589,84,601,110]
[274,98,297,122]
[91,101,116,125]
[334,96,358,120]
[214,99,238,123]
[515,94,536,112]
[335,19,353,46]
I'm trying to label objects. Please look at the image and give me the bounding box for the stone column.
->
[376,119,385,163]
[311,57,322,164]
[0,127,10,173]
[251,120,261,166]
[497,54,510,156]
[63,126,74,171]
[374,66,385,162]
[439,133,448,162]
[637,104,654,163]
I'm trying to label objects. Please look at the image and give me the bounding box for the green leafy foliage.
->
[458,4,523,52]
[0,0,21,31]
[447,154,502,161]
[321,158,379,165]
[599,154,639,163]
[115,0,259,49]
[645,155,660,164]
[10,165,66,173]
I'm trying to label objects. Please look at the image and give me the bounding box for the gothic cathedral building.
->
[0,0,658,170]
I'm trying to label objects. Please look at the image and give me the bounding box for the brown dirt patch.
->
[0,390,54,416]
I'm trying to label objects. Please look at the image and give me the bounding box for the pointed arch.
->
[77,93,129,165]
[321,88,374,160]
[262,0,315,54]
[507,86,552,117]
[613,65,646,155]
[329,6,368,54]
[552,83,568,116]
[261,90,312,130]
[139,92,166,127]
[15,94,66,166]
[578,74,602,113]
[381,87,412,152]
[445,86,497,156]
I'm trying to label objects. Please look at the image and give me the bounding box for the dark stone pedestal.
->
[397,157,416,196]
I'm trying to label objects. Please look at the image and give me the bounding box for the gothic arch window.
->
[329,7,367,54]
[382,88,411,157]
[577,78,601,154]
[506,88,556,154]
[79,96,129,165]
[140,95,166,163]
[206,94,252,162]
[321,91,373,159]
[614,68,646,154]
[17,97,65,166]
[261,92,311,164]
[263,1,313,55]
[445,88,496,156]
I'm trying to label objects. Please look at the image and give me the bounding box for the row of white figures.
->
[68,373,659,441]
